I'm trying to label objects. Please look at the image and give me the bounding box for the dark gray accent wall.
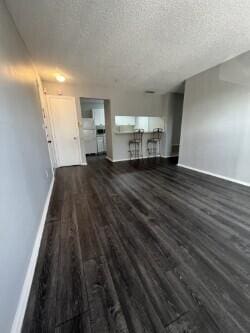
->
[161,93,184,157]
[172,94,184,145]
[0,1,52,331]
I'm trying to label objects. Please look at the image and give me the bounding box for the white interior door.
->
[47,95,82,167]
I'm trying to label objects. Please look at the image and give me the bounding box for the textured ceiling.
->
[6,0,250,93]
[220,51,250,87]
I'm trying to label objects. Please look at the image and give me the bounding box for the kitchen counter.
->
[114,131,164,134]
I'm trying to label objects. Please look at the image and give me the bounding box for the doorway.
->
[79,98,109,160]
[46,95,82,167]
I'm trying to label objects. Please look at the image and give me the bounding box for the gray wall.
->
[0,1,52,332]
[179,65,250,185]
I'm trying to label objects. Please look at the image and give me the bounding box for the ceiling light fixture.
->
[55,74,66,82]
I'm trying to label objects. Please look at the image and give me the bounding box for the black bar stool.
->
[129,129,144,160]
[147,128,163,158]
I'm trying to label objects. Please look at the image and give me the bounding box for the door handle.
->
[73,137,77,140]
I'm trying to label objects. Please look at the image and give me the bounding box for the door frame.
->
[46,95,83,167]
[79,97,112,162]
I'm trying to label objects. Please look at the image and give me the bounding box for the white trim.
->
[177,164,250,187]
[105,156,113,162]
[106,155,177,163]
[36,79,56,172]
[42,93,57,171]
[11,177,55,333]
[161,154,179,158]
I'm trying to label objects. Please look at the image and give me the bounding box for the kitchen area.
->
[80,97,106,157]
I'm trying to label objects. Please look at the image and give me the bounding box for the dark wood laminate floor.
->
[22,156,250,332]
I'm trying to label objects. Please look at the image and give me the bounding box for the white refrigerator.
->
[82,118,97,154]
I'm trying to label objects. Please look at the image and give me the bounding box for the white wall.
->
[179,65,250,185]
[0,1,52,332]
[42,81,163,161]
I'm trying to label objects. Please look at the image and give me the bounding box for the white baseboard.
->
[11,176,55,333]
[105,156,113,162]
[106,155,177,163]
[161,154,179,158]
[177,164,250,187]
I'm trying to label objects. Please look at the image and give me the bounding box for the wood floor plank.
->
[56,217,88,325]
[55,312,91,333]
[84,256,129,333]
[74,194,104,262]
[167,306,221,333]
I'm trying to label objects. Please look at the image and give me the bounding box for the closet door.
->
[47,95,82,167]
